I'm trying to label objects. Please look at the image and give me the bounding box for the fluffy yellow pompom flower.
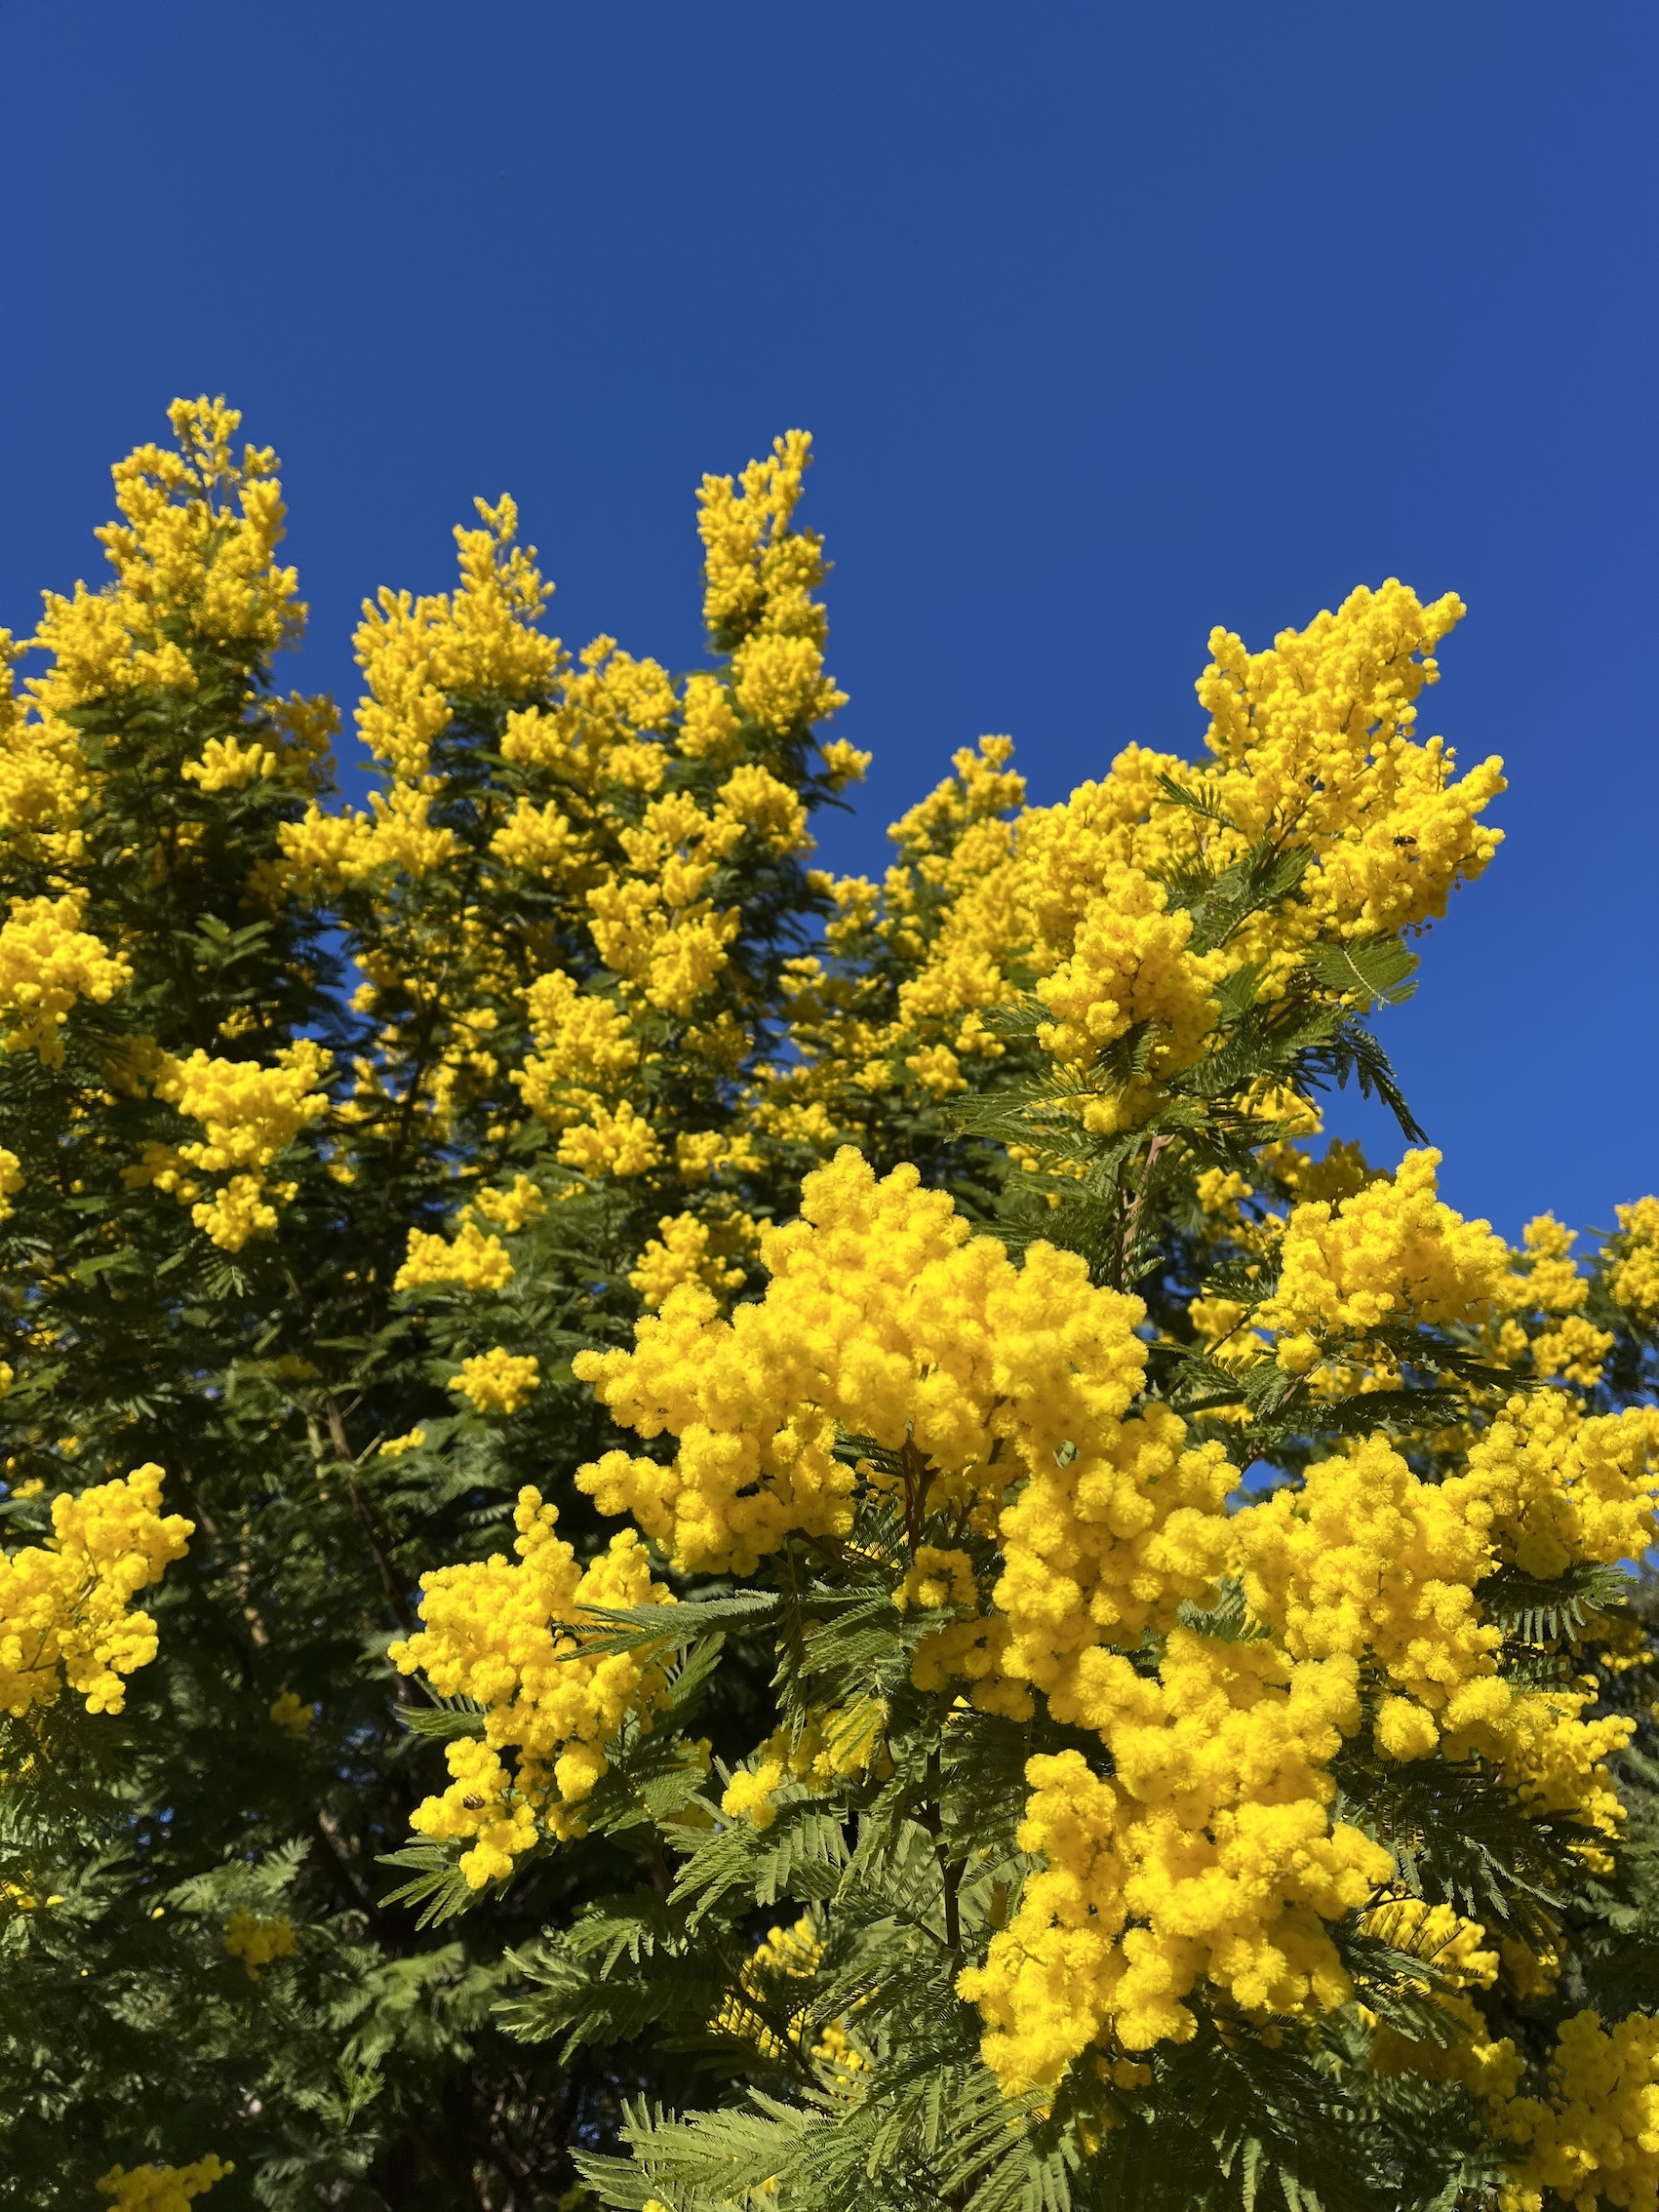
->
[1034,861,1225,1130]
[0,1464,191,1717]
[1495,2010,1659,2212]
[268,1689,312,1738]
[1195,579,1504,943]
[556,1100,663,1178]
[1607,1196,1659,1329]
[389,1488,676,1886]
[1234,1436,1501,1755]
[628,1212,747,1311]
[576,1149,1225,1595]
[1447,1392,1659,1582]
[221,1909,296,1978]
[97,2157,233,2211]
[135,1039,332,1250]
[450,1348,540,1415]
[1255,1148,1508,1351]
[513,970,640,1131]
[395,1219,514,1294]
[960,1633,1393,2079]
[0,893,131,1064]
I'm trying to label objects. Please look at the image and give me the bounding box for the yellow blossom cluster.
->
[1453,1392,1659,1582]
[721,1696,888,1829]
[960,1645,1392,2076]
[708,1915,865,2075]
[574,1150,1226,1600]
[512,969,641,1132]
[1033,863,1226,1132]
[1502,1215,1615,1387]
[0,1465,191,1717]
[628,1211,749,1311]
[97,2158,233,2212]
[697,431,847,734]
[0,893,130,1063]
[388,1488,676,1886]
[395,1219,514,1294]
[1607,1197,1659,1331]
[801,584,1504,1139]
[1498,2010,1659,2212]
[450,1348,541,1415]
[0,631,90,872]
[354,494,562,783]
[221,1909,296,1977]
[1254,1148,1509,1368]
[131,1040,332,1249]
[11,400,329,903]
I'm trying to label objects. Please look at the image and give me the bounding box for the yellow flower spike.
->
[1607,1196,1659,1329]
[395,1220,514,1294]
[450,1348,540,1415]
[0,1464,191,1718]
[0,894,131,1064]
[221,1908,296,1978]
[96,2154,233,2209]
[389,1489,677,1886]
[268,1690,312,1739]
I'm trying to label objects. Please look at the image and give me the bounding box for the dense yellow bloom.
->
[355,494,560,782]
[389,1489,675,1886]
[0,1466,191,1717]
[1236,1437,1501,1754]
[467,1174,546,1233]
[0,894,130,1063]
[1607,1197,1659,1330]
[0,631,90,868]
[221,1910,296,1977]
[961,1639,1392,2078]
[395,1220,514,1293]
[1448,1392,1659,1579]
[1498,2010,1659,2211]
[628,1212,747,1310]
[450,1348,540,1415]
[97,2157,233,2211]
[1195,580,1504,940]
[556,1101,663,1178]
[869,586,1502,1104]
[0,1145,21,1223]
[1255,1149,1509,1350]
[136,1040,332,1250]
[268,1690,312,1738]
[575,1149,1222,1589]
[1034,862,1225,1130]
[37,396,296,698]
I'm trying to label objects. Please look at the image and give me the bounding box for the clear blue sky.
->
[2,2,1652,1239]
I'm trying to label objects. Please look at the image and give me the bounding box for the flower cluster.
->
[449,1347,540,1415]
[97,2158,233,2211]
[0,1465,191,1717]
[131,1040,332,1249]
[1607,1196,1659,1331]
[960,1659,1391,2076]
[1253,1148,1510,1364]
[574,1149,1219,1598]
[0,893,130,1063]
[388,1488,676,1886]
[221,1910,296,1978]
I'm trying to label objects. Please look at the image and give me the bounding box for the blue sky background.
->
[1,1,1653,1240]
